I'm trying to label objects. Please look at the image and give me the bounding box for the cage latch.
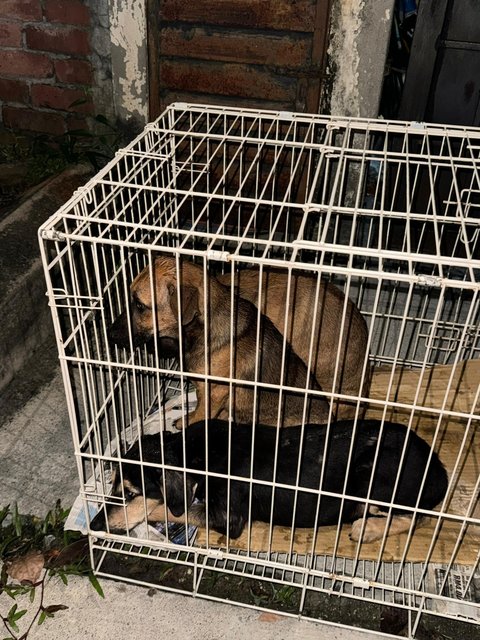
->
[327,573,371,590]
[417,274,442,287]
[205,548,225,560]
[350,577,371,589]
[41,228,66,241]
[206,249,231,262]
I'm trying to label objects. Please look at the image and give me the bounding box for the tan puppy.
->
[108,256,331,427]
[218,268,370,420]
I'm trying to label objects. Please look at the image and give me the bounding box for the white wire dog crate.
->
[39,103,480,638]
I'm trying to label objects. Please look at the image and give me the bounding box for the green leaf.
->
[38,610,47,626]
[95,114,116,129]
[58,571,68,585]
[12,609,27,622]
[88,573,104,598]
[1,562,7,588]
[0,504,10,526]
[6,603,25,633]
[68,97,89,108]
[12,504,22,537]
[44,604,68,614]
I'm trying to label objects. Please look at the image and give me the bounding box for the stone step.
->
[0,165,91,394]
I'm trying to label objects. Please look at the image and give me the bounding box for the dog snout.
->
[107,311,132,348]
[107,309,181,357]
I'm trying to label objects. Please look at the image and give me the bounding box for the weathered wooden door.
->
[147,0,331,119]
[399,0,480,126]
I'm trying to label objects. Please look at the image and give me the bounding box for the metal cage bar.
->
[39,103,480,638]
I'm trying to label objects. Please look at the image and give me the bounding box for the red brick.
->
[0,21,23,47]
[31,84,93,112]
[0,50,53,79]
[160,60,295,102]
[26,26,90,56]
[3,106,66,135]
[2,0,42,21]
[54,58,93,84]
[0,78,29,103]
[160,27,311,69]
[44,0,90,26]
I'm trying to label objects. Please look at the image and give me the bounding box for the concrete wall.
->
[84,0,115,123]
[325,0,394,118]
[108,0,148,128]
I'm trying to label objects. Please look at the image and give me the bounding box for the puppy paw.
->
[172,417,185,430]
[187,502,206,527]
[349,518,385,543]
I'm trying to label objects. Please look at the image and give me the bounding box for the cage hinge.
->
[417,274,443,287]
[206,249,231,262]
[41,228,66,241]
[409,121,427,131]
[326,573,371,590]
[350,577,371,589]
[205,548,225,559]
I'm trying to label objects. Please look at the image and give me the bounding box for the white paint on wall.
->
[109,0,148,124]
[328,0,364,117]
[327,0,395,119]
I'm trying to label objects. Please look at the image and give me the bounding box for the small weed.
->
[0,108,124,212]
[0,501,103,639]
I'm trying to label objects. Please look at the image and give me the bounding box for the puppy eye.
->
[134,300,146,313]
[125,490,137,500]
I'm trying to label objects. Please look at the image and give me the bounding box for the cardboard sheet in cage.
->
[196,359,480,565]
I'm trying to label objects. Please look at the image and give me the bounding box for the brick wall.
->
[0,0,93,135]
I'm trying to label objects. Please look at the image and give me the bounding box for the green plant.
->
[30,110,123,175]
[248,581,298,610]
[0,502,103,639]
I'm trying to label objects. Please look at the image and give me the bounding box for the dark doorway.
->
[399,0,480,126]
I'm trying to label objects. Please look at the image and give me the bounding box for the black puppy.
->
[91,419,448,542]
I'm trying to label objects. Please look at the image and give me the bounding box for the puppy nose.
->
[107,311,130,347]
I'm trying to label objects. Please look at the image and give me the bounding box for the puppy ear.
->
[169,284,200,326]
[164,471,195,517]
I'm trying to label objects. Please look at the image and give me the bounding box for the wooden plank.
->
[159,27,311,69]
[161,0,317,33]
[160,59,297,102]
[368,358,480,419]
[197,518,480,566]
